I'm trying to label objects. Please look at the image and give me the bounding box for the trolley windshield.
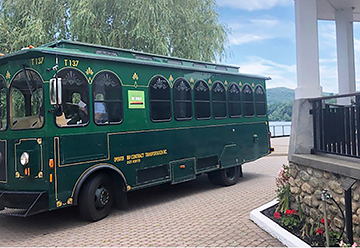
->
[10,68,44,129]
[0,76,7,130]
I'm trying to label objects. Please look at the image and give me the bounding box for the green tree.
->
[0,0,228,62]
[0,0,68,53]
[268,102,293,121]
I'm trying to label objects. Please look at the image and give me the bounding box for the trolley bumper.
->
[0,190,48,217]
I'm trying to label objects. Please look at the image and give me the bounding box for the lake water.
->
[269,121,291,137]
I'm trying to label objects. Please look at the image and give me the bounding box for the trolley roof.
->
[0,40,270,80]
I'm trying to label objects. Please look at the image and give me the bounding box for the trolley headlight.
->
[20,152,30,166]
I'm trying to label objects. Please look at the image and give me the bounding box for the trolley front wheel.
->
[78,173,114,221]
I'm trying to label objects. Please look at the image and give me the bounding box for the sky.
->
[215,0,360,93]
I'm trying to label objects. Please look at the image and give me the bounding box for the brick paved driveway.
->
[0,156,287,247]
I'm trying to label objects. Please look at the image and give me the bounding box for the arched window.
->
[56,68,89,126]
[242,84,254,117]
[255,85,266,116]
[0,76,7,130]
[228,83,241,118]
[173,78,192,120]
[149,76,171,122]
[93,72,123,125]
[10,69,44,129]
[212,81,227,119]
[194,80,210,119]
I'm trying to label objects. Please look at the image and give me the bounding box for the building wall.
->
[289,162,360,240]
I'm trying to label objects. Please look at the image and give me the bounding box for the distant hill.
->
[265,87,335,121]
[267,87,295,105]
[267,87,335,104]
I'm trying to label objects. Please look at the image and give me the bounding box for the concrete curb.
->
[250,199,310,248]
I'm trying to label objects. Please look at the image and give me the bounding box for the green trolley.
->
[0,41,271,221]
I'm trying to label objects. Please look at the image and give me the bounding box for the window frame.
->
[211,81,227,119]
[55,68,90,128]
[173,77,192,121]
[10,68,45,130]
[227,82,241,118]
[149,75,172,123]
[255,85,266,116]
[92,71,123,126]
[241,83,255,117]
[194,79,211,120]
[0,75,8,131]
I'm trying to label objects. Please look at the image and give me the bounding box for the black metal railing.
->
[311,92,360,158]
[269,124,291,138]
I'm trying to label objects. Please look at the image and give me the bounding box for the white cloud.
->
[217,0,292,11]
[235,56,296,89]
[228,17,295,46]
[230,34,270,45]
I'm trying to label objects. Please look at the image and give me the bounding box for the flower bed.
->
[261,164,358,247]
[261,202,332,246]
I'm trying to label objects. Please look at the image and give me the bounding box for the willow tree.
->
[0,0,228,62]
[0,0,68,53]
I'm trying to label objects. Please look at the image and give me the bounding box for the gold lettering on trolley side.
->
[145,149,167,158]
[126,153,144,160]
[31,57,44,66]
[114,156,125,163]
[64,59,79,67]
[117,149,168,165]
[126,159,141,165]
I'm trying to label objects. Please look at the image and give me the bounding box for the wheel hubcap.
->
[95,185,109,208]
[225,167,236,180]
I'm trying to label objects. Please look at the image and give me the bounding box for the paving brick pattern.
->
[0,156,287,247]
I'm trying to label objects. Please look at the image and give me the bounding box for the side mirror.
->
[49,78,62,105]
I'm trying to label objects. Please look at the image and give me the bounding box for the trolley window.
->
[228,83,241,118]
[173,78,192,120]
[149,76,171,122]
[56,68,89,127]
[194,80,211,120]
[10,69,44,129]
[0,76,7,130]
[255,85,266,116]
[212,81,227,119]
[93,72,123,125]
[242,84,254,117]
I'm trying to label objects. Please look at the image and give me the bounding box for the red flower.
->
[285,209,297,215]
[321,218,330,224]
[317,227,324,235]
[274,212,280,219]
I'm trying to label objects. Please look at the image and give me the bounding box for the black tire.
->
[207,165,240,186]
[79,173,114,221]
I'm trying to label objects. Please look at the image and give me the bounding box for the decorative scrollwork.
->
[97,73,118,87]
[151,77,168,90]
[242,85,252,94]
[255,86,264,95]
[195,81,208,92]
[212,83,224,93]
[176,80,190,92]
[63,70,83,86]
[229,84,240,94]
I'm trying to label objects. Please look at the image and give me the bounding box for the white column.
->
[294,0,322,99]
[336,9,356,105]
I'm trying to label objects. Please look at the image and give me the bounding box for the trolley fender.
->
[72,163,128,205]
